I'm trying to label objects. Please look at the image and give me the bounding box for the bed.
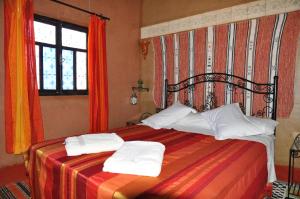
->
[28,73,278,199]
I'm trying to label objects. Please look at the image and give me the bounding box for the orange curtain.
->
[88,15,109,132]
[4,0,44,154]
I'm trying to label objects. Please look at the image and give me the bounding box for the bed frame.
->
[164,73,278,120]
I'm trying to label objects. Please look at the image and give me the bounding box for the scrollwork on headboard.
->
[164,73,278,120]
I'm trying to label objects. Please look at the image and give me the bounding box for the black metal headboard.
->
[164,73,278,120]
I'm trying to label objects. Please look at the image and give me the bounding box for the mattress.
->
[28,125,268,199]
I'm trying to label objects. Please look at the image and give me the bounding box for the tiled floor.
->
[0,164,27,186]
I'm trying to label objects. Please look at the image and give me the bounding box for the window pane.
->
[62,28,86,49]
[62,50,74,90]
[34,21,56,45]
[43,47,56,90]
[35,45,40,89]
[76,52,87,90]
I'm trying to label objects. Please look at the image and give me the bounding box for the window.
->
[34,15,88,95]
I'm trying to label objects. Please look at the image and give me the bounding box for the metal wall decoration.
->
[140,40,150,60]
[164,73,278,120]
[130,79,149,105]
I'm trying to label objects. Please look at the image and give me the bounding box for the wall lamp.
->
[130,79,149,105]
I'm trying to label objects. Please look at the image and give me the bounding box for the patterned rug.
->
[0,182,30,199]
[271,181,300,199]
[0,181,298,199]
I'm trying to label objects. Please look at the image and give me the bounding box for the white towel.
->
[65,133,124,156]
[103,141,165,177]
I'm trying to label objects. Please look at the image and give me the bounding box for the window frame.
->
[34,14,88,96]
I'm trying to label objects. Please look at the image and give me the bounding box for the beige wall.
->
[142,0,258,26]
[0,0,142,168]
[140,1,300,167]
[276,38,300,166]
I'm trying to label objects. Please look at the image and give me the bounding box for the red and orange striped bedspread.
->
[28,125,268,199]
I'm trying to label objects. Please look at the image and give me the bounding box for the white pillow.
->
[247,116,278,135]
[166,112,214,135]
[201,103,264,140]
[141,101,196,129]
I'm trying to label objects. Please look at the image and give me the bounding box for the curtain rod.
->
[50,0,110,20]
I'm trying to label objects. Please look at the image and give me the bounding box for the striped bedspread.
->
[28,125,268,199]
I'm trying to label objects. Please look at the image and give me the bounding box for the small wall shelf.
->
[132,79,149,92]
[132,86,149,92]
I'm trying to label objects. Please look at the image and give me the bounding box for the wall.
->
[142,0,257,26]
[0,0,142,168]
[276,38,300,166]
[140,1,300,167]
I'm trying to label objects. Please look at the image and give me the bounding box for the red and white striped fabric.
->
[153,11,300,118]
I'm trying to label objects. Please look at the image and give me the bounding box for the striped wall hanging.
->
[153,11,300,118]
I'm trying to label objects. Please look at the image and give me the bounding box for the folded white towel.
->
[65,133,124,156]
[103,141,165,177]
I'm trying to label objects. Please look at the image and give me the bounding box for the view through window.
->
[34,15,88,95]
